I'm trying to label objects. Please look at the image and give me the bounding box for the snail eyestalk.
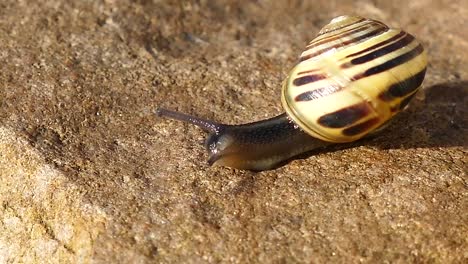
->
[156,108,223,134]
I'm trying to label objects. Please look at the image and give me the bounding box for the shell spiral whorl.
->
[281,15,427,143]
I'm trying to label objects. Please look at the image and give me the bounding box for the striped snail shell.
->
[282,15,427,143]
[157,15,427,171]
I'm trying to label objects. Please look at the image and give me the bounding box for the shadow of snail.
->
[158,15,431,171]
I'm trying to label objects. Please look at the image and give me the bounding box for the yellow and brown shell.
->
[281,15,427,143]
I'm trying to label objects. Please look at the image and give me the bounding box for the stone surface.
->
[0,0,466,263]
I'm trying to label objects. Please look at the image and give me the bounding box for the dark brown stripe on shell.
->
[398,92,418,110]
[347,34,415,66]
[390,106,399,113]
[297,69,320,75]
[345,31,406,58]
[317,18,366,35]
[309,22,379,48]
[300,27,389,62]
[378,68,426,101]
[390,105,399,113]
[309,21,373,48]
[317,102,371,128]
[295,85,341,101]
[353,44,424,79]
[342,117,380,136]
[293,74,326,86]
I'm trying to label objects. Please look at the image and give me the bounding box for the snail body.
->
[157,15,427,171]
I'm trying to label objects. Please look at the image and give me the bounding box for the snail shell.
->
[157,15,427,170]
[282,15,427,143]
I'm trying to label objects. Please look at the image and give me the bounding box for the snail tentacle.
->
[156,108,223,134]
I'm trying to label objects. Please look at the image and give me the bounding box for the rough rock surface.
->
[0,0,466,263]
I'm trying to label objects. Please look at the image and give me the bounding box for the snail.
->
[157,15,427,171]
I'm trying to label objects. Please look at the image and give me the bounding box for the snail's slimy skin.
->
[157,109,330,171]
